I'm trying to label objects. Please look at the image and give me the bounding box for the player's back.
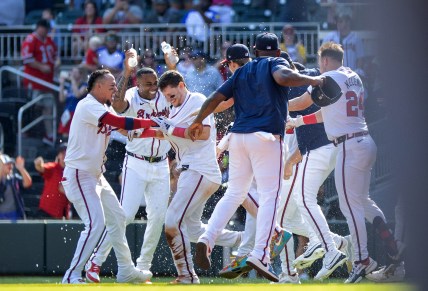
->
[320,67,368,140]
[65,95,112,175]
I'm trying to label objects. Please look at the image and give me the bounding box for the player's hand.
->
[286,115,304,129]
[151,116,173,134]
[312,76,325,87]
[188,122,203,141]
[124,49,137,73]
[164,47,179,69]
[283,160,293,180]
[40,64,51,73]
[34,156,44,168]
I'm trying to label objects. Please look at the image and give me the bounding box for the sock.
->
[373,216,398,257]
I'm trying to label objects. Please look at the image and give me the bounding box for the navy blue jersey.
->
[290,68,332,155]
[217,57,290,137]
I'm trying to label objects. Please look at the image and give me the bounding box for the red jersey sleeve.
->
[41,162,56,179]
[21,34,36,64]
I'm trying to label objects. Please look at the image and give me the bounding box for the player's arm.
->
[284,148,302,180]
[273,66,323,88]
[112,50,134,113]
[15,156,32,188]
[288,91,314,111]
[214,98,234,113]
[189,91,227,141]
[99,112,158,130]
[286,110,323,129]
[151,117,211,140]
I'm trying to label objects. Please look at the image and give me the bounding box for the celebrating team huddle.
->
[60,33,404,285]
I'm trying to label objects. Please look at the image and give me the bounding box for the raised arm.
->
[112,50,134,113]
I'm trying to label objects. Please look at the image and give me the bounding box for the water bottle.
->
[128,48,138,67]
[161,41,179,65]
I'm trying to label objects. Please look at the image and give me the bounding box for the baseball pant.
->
[62,167,133,283]
[335,135,385,262]
[165,169,240,280]
[199,132,283,264]
[296,143,344,252]
[91,155,170,271]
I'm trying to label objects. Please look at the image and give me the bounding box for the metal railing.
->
[17,94,57,156]
[0,23,376,64]
[0,66,60,101]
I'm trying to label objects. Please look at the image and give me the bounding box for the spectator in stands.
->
[280,24,307,65]
[322,7,365,73]
[140,49,166,76]
[21,19,60,146]
[214,41,231,81]
[82,35,103,72]
[42,8,62,53]
[176,46,195,78]
[58,66,88,140]
[145,0,183,25]
[210,0,234,24]
[184,49,223,97]
[72,0,105,59]
[71,0,105,11]
[183,0,220,46]
[250,0,276,13]
[97,31,124,78]
[103,0,143,25]
[0,154,32,220]
[34,143,71,219]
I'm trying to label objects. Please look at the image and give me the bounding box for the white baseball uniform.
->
[164,92,241,282]
[90,88,171,271]
[317,67,386,262]
[62,94,135,283]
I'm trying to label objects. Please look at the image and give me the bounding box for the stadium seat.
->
[24,10,44,25]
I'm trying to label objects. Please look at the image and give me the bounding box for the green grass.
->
[0,276,416,291]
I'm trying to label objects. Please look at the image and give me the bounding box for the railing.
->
[0,66,60,101]
[17,94,57,156]
[0,23,376,64]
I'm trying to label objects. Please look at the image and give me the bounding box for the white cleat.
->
[366,262,405,283]
[85,261,101,283]
[62,277,87,284]
[345,257,378,283]
[117,267,153,283]
[315,248,347,280]
[292,242,326,269]
[277,272,301,284]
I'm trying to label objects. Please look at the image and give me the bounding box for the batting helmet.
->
[311,76,342,107]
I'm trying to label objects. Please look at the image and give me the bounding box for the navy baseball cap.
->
[221,44,250,64]
[255,32,279,51]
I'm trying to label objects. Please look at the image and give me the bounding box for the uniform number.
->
[346,91,364,117]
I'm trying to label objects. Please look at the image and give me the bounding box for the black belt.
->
[333,131,369,147]
[126,151,166,163]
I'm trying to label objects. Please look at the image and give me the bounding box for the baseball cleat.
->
[270,229,292,260]
[219,255,252,279]
[292,241,326,269]
[195,241,211,270]
[116,267,153,283]
[277,272,301,284]
[246,256,279,282]
[365,262,405,283]
[85,261,101,283]
[62,277,87,284]
[314,249,347,280]
[169,275,200,284]
[345,257,377,283]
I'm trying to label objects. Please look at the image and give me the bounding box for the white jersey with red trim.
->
[65,94,114,176]
[121,87,171,157]
[165,92,222,185]
[316,67,368,140]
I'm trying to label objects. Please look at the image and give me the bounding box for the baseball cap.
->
[0,154,14,165]
[221,44,250,64]
[57,142,68,154]
[255,32,279,51]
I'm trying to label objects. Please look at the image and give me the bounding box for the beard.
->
[106,100,111,107]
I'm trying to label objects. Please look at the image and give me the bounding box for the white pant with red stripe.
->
[90,155,170,271]
[295,143,346,253]
[335,135,385,262]
[61,167,134,283]
[199,132,283,264]
[165,169,240,280]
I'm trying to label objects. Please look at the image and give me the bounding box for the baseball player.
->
[189,33,324,282]
[85,64,171,282]
[148,70,242,284]
[287,42,398,283]
[61,63,157,284]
